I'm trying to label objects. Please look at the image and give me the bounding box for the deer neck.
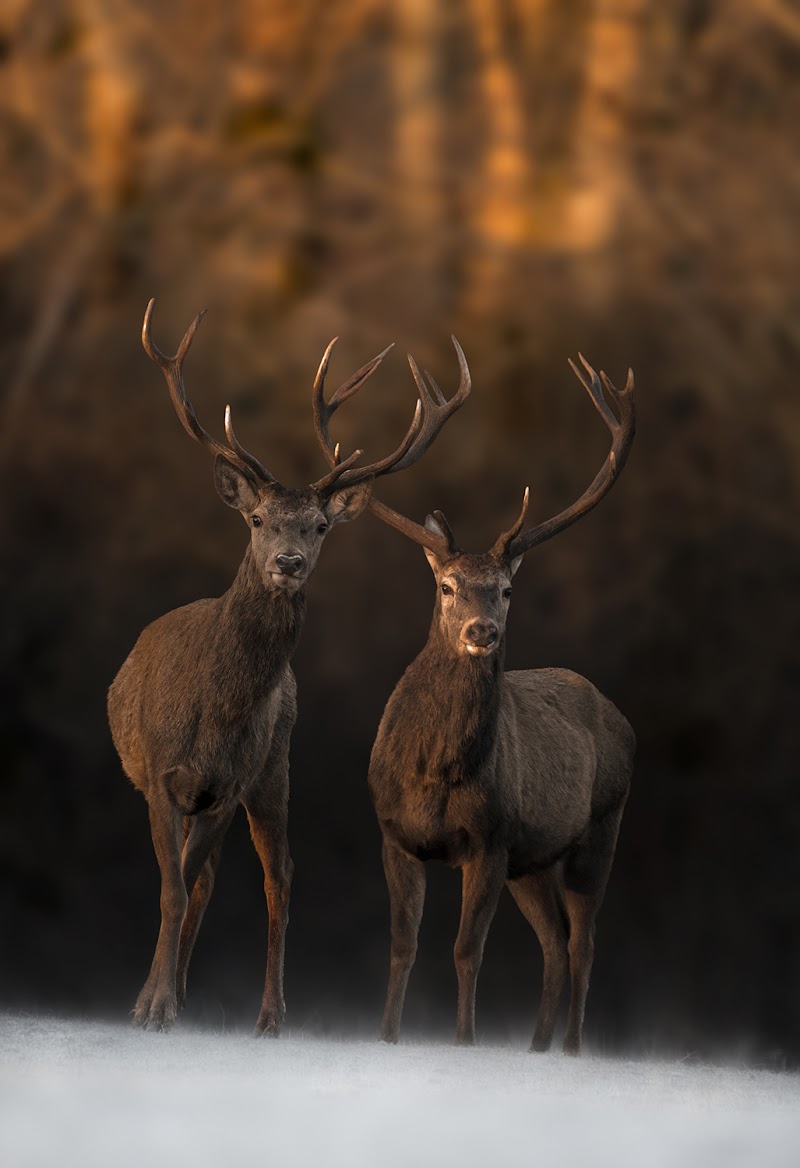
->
[401,622,505,784]
[216,547,306,688]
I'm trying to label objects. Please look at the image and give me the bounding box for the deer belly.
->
[505,808,589,876]
[381,817,473,867]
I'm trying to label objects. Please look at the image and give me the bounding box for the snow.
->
[0,1013,798,1168]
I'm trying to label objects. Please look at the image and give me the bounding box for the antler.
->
[310,338,399,495]
[310,336,471,514]
[142,299,274,485]
[491,355,635,562]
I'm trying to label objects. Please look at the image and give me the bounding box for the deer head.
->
[142,300,471,594]
[365,354,635,657]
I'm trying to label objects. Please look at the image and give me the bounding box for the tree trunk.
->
[462,0,533,320]
[390,0,446,329]
[80,0,142,212]
[563,0,645,254]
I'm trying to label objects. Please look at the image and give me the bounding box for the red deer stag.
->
[108,301,470,1034]
[319,353,635,1055]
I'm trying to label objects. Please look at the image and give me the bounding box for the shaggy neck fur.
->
[389,614,506,785]
[211,546,306,705]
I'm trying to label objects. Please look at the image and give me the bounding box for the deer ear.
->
[508,555,523,578]
[324,479,373,526]
[213,455,260,513]
[423,513,449,574]
[425,512,451,541]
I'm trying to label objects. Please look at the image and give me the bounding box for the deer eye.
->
[251,515,262,528]
[503,587,512,598]
[317,523,328,535]
[441,583,453,596]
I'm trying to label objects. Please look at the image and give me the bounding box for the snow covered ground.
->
[0,1013,798,1168]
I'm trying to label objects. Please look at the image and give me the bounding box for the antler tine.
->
[142,298,207,369]
[569,353,620,430]
[358,335,471,551]
[314,334,470,495]
[310,338,400,495]
[310,445,366,495]
[309,334,470,554]
[489,487,530,560]
[329,345,396,409]
[388,335,471,474]
[601,367,635,419]
[311,397,424,496]
[142,300,224,456]
[224,407,276,484]
[502,357,636,562]
[424,369,448,407]
[142,299,270,485]
[312,338,395,453]
[356,337,471,554]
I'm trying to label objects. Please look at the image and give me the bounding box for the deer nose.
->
[463,620,498,649]
[275,553,305,576]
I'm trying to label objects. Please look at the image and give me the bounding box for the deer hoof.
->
[131,997,178,1033]
[530,1034,554,1053]
[254,1011,284,1038]
[562,1035,582,1057]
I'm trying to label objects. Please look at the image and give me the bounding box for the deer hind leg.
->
[175,807,235,1011]
[507,869,569,1053]
[562,801,626,1056]
[454,851,508,1046]
[131,785,187,1031]
[379,840,427,1044]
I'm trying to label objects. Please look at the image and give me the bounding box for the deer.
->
[315,352,636,1056]
[107,300,470,1034]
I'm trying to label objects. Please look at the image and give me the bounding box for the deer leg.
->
[175,806,235,1011]
[131,785,186,1031]
[379,840,426,1044]
[507,869,569,1052]
[561,889,597,1057]
[562,801,626,1056]
[454,851,508,1046]
[243,677,296,1038]
[175,851,221,1012]
[245,787,292,1038]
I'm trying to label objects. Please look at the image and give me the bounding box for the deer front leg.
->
[132,786,186,1031]
[454,851,507,1046]
[379,840,426,1044]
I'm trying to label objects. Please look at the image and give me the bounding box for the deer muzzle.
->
[275,553,305,577]
[460,619,499,656]
[269,553,307,591]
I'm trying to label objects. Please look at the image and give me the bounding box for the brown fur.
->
[117,302,467,1035]
[369,539,635,1054]
[108,474,370,1034]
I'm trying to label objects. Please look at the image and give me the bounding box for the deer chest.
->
[377,780,502,868]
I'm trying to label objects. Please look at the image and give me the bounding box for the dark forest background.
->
[1,0,800,1064]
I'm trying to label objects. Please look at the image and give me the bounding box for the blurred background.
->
[1,0,799,1064]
